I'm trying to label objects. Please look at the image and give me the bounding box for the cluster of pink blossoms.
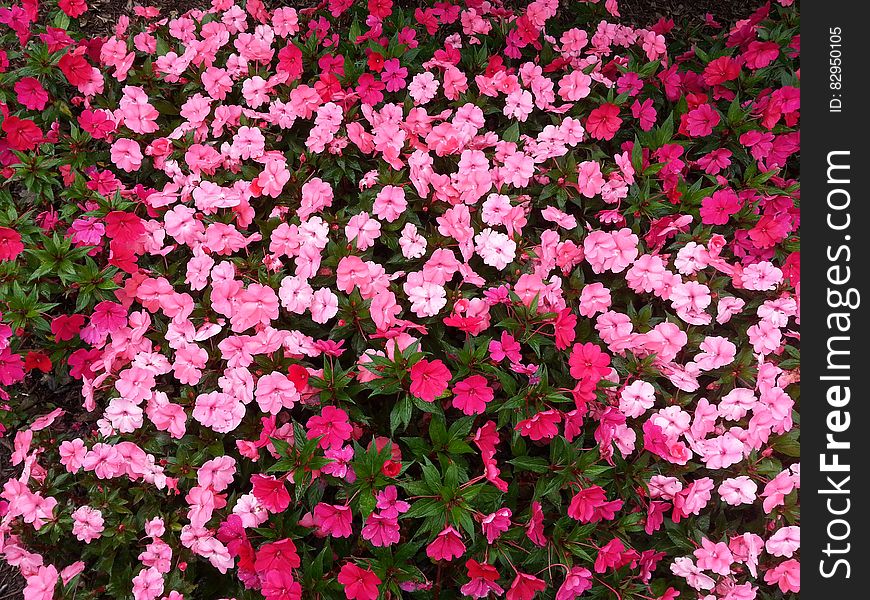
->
[0,0,799,599]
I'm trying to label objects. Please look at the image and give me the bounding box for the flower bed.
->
[0,0,799,599]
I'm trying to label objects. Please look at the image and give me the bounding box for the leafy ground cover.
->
[0,1,799,599]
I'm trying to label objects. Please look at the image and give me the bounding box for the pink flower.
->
[583,229,638,274]
[578,282,611,317]
[694,538,733,575]
[452,375,494,415]
[576,161,605,198]
[409,359,451,403]
[461,560,504,598]
[59,439,87,472]
[763,558,800,593]
[631,98,657,130]
[131,567,164,600]
[426,525,466,561]
[374,486,409,517]
[765,526,800,558]
[683,104,720,137]
[337,563,381,600]
[481,508,512,543]
[558,70,592,101]
[700,188,741,225]
[361,512,401,546]
[489,331,522,363]
[14,77,49,110]
[372,186,407,223]
[255,373,300,414]
[310,288,339,324]
[256,538,301,573]
[72,506,104,544]
[381,58,408,92]
[306,406,353,450]
[314,502,354,538]
[506,572,546,600]
[594,537,626,573]
[556,567,592,600]
[516,410,561,441]
[23,565,58,600]
[262,570,302,600]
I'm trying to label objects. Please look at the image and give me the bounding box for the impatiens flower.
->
[131,567,164,600]
[0,4,803,599]
[516,410,561,441]
[1,116,42,151]
[594,537,627,573]
[452,375,494,415]
[568,342,611,383]
[111,138,143,172]
[481,508,512,543]
[255,373,300,414]
[14,77,49,110]
[556,567,593,600]
[475,228,517,270]
[409,359,451,402]
[0,227,24,261]
[763,558,800,593]
[506,573,546,600]
[306,406,353,450]
[361,512,401,547]
[337,563,381,600]
[694,538,733,575]
[765,525,800,558]
[461,559,504,598]
[314,502,354,538]
[251,475,291,513]
[683,104,720,137]
[586,103,622,140]
[262,571,302,600]
[71,506,105,543]
[426,525,466,561]
[256,538,301,573]
[23,565,58,600]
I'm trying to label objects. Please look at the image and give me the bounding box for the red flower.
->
[51,314,86,342]
[0,227,24,260]
[703,56,741,85]
[24,352,51,373]
[104,211,146,245]
[1,117,42,151]
[409,358,451,402]
[58,50,92,87]
[58,0,88,18]
[366,50,385,72]
[586,103,622,141]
